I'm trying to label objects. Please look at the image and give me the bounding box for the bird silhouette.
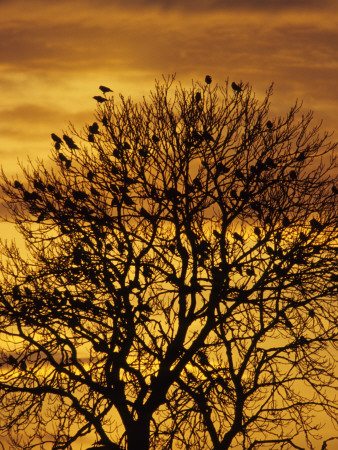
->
[14,180,23,189]
[265,157,276,168]
[205,75,212,84]
[231,81,242,92]
[63,135,79,150]
[87,170,94,181]
[197,350,209,366]
[266,120,273,129]
[233,232,243,243]
[230,189,237,199]
[289,170,297,180]
[51,133,63,144]
[90,186,100,197]
[296,151,306,162]
[310,218,323,231]
[93,96,107,103]
[99,85,113,94]
[282,216,290,227]
[33,179,45,191]
[89,122,99,134]
[195,91,202,102]
[8,355,17,366]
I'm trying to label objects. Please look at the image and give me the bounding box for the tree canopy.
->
[0,75,337,450]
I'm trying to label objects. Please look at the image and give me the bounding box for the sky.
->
[0,1,338,447]
[1,0,338,176]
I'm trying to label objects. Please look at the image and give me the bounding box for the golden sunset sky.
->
[0,2,338,448]
[1,0,338,176]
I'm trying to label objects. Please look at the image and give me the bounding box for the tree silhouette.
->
[0,76,337,450]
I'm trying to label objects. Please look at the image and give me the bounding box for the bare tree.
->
[0,76,337,450]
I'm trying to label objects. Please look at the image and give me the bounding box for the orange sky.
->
[1,0,338,176]
[0,2,338,447]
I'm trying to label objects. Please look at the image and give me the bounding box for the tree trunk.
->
[127,418,151,450]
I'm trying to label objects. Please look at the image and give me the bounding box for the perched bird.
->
[282,216,290,227]
[89,122,99,134]
[265,157,276,168]
[51,133,63,144]
[332,185,338,194]
[231,81,242,92]
[33,179,45,191]
[254,226,261,237]
[233,232,243,243]
[99,85,113,94]
[310,218,323,231]
[193,177,202,190]
[73,189,88,201]
[197,350,209,366]
[195,91,202,102]
[205,75,212,84]
[296,151,306,162]
[87,170,94,181]
[299,231,307,242]
[289,170,297,180]
[63,135,79,150]
[93,96,107,103]
[59,152,67,162]
[266,120,273,129]
[122,193,135,206]
[235,169,244,179]
[14,180,23,189]
[90,186,100,197]
[8,355,17,366]
[102,115,109,127]
[152,134,160,143]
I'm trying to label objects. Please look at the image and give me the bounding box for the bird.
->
[197,350,209,366]
[33,179,45,191]
[63,135,79,150]
[233,232,243,243]
[310,218,323,231]
[332,185,338,194]
[51,133,63,144]
[289,170,297,180]
[231,81,242,92]
[14,180,23,189]
[266,120,273,129]
[87,170,94,181]
[230,189,237,199]
[90,186,100,197]
[73,189,88,201]
[296,151,306,162]
[193,177,202,190]
[99,85,113,94]
[195,91,202,102]
[265,157,276,168]
[8,355,17,366]
[93,96,107,103]
[282,216,290,227]
[205,75,212,84]
[89,122,99,134]
[138,146,149,158]
[152,134,160,143]
[235,169,244,179]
